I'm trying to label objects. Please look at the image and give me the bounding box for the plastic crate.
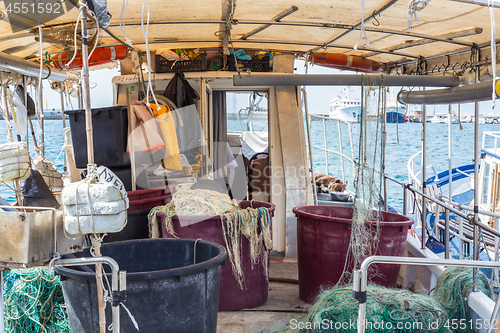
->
[66,106,129,168]
[227,56,271,72]
[128,194,172,211]
[127,184,176,201]
[155,53,207,73]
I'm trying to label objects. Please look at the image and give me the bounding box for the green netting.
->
[275,285,453,333]
[2,268,70,333]
[434,267,493,333]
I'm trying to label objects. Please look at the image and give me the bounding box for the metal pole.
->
[60,82,67,176]
[38,77,44,157]
[398,80,499,105]
[52,256,122,333]
[323,118,328,175]
[444,104,453,259]
[354,255,500,333]
[301,88,317,205]
[80,0,93,166]
[473,49,480,292]
[337,121,345,183]
[1,270,4,333]
[403,184,408,216]
[233,74,460,87]
[421,96,427,250]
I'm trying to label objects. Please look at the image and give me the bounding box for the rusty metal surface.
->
[0,208,83,268]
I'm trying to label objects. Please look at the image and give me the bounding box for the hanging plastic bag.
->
[150,103,182,171]
[8,88,27,138]
[127,101,164,154]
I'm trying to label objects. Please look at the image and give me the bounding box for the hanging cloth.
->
[163,72,199,108]
[150,103,182,171]
[162,73,203,155]
[127,100,164,154]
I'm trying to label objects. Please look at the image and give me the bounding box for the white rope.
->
[354,0,369,50]
[66,4,100,69]
[407,0,430,29]
[119,0,133,46]
[488,0,496,109]
[141,0,159,110]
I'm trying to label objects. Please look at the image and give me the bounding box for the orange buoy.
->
[52,45,128,70]
[308,52,383,73]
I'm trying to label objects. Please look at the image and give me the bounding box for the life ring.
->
[52,45,128,70]
[308,52,383,73]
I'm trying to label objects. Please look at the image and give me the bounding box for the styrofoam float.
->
[62,168,129,235]
[0,141,30,183]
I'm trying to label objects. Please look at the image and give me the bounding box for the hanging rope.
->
[469,43,477,74]
[407,0,430,29]
[354,0,369,50]
[417,56,424,75]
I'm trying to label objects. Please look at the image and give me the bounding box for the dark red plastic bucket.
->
[157,200,275,311]
[293,205,413,303]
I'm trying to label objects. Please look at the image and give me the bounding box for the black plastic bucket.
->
[56,239,226,333]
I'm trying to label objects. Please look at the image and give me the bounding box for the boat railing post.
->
[52,256,123,333]
[357,256,500,333]
[383,174,388,212]
[494,217,500,287]
[301,88,317,205]
[473,48,480,292]
[422,99,427,250]
[459,209,464,259]
[444,208,450,259]
[323,117,328,175]
[403,183,408,216]
[352,270,367,333]
[1,269,4,333]
[337,121,346,183]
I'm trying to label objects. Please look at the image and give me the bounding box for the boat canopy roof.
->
[0,0,497,78]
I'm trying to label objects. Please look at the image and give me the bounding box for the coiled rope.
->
[407,0,430,29]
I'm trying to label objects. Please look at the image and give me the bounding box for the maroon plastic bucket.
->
[293,205,413,303]
[157,200,275,311]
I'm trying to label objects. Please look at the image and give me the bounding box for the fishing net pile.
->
[2,268,70,333]
[278,285,452,333]
[434,267,493,332]
[149,189,271,287]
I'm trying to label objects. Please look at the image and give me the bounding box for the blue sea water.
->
[0,118,497,213]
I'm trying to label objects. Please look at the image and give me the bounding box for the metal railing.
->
[407,149,439,187]
[384,173,500,286]
[353,256,500,333]
[307,114,355,185]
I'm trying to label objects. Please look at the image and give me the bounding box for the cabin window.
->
[482,162,491,205]
[226,92,268,133]
[224,91,270,202]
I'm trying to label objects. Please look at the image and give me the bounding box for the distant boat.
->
[386,111,407,123]
[429,114,459,124]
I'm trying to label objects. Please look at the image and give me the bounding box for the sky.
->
[41,59,499,115]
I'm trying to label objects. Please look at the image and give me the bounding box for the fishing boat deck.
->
[217,258,308,333]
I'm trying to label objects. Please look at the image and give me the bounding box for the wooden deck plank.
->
[217,261,308,332]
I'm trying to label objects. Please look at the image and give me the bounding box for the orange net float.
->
[52,45,128,70]
[308,52,383,73]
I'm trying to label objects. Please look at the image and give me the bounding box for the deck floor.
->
[216,258,309,333]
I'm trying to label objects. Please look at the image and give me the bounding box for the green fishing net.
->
[434,267,493,333]
[276,285,452,333]
[2,268,70,333]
